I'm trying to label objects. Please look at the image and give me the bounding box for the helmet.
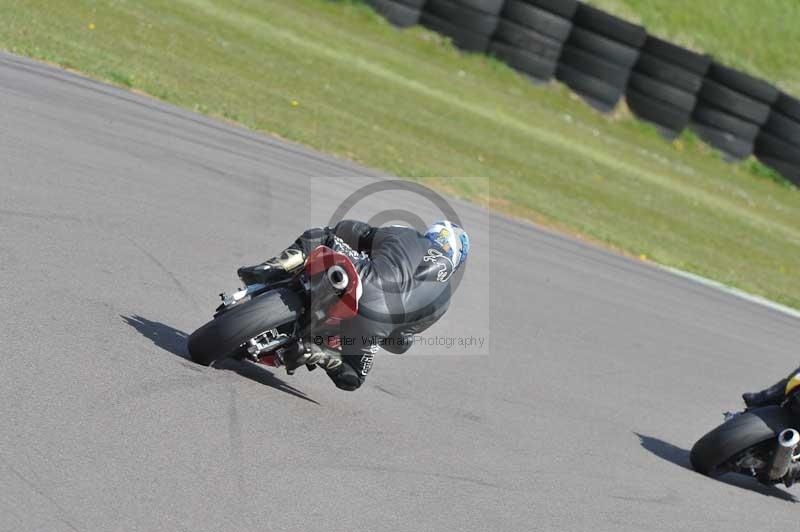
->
[424,220,470,269]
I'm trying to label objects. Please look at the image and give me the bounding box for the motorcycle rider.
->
[237,219,470,391]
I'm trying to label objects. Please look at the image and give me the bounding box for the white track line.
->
[659,265,800,320]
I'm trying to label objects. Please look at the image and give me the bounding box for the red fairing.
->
[304,246,362,320]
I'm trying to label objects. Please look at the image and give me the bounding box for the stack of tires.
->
[556,2,646,111]
[691,63,779,160]
[754,93,800,185]
[487,0,577,82]
[367,0,427,28]
[421,0,506,53]
[626,36,710,137]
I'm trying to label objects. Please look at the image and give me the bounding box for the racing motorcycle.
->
[690,374,800,488]
[187,246,360,372]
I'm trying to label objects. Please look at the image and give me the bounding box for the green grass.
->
[587,0,800,97]
[1,0,799,308]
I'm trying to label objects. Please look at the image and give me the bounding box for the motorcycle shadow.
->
[121,314,319,404]
[635,432,798,503]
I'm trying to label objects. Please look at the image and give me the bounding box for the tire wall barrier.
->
[366,0,800,186]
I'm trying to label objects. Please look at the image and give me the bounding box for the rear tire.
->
[188,288,302,366]
[690,406,796,477]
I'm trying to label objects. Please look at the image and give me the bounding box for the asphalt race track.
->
[2,52,800,532]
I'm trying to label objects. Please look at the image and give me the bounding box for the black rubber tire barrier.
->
[501,1,574,41]
[698,79,771,125]
[627,72,696,111]
[755,132,800,166]
[455,0,505,14]
[763,111,800,148]
[367,0,422,27]
[690,406,795,477]
[566,26,640,68]
[692,104,760,142]
[707,62,779,105]
[572,3,646,48]
[755,156,800,186]
[775,93,800,123]
[633,52,705,93]
[488,41,558,80]
[558,45,632,89]
[626,88,691,133]
[492,19,564,61]
[690,122,754,160]
[641,35,710,75]
[424,0,499,35]
[555,63,623,109]
[420,12,490,51]
[188,288,302,366]
[394,0,428,7]
[521,0,578,19]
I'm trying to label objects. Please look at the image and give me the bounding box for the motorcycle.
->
[690,374,800,487]
[187,246,360,373]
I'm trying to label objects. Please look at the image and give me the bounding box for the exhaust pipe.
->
[327,265,349,292]
[768,428,800,481]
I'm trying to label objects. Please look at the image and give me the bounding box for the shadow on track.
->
[121,314,318,404]
[635,433,797,503]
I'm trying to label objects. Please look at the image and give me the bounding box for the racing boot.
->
[283,341,342,375]
[238,247,305,286]
[304,343,343,371]
[742,377,789,408]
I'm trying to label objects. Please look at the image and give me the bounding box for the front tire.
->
[690,406,796,477]
[188,288,302,366]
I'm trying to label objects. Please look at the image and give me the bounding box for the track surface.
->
[2,52,800,532]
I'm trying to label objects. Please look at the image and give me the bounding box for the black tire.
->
[626,88,691,133]
[627,72,696,111]
[641,35,710,75]
[775,92,800,123]
[566,26,640,68]
[763,111,800,148]
[556,63,623,110]
[690,122,754,160]
[692,104,760,142]
[455,0,505,14]
[501,1,574,41]
[420,12,490,51]
[491,19,563,61]
[755,132,800,166]
[488,41,558,79]
[698,79,771,125]
[691,406,796,477]
[521,0,578,19]
[634,52,705,93]
[424,0,499,34]
[394,0,427,7]
[367,0,421,27]
[755,156,800,186]
[188,288,302,366]
[559,45,632,89]
[707,62,779,105]
[573,3,646,48]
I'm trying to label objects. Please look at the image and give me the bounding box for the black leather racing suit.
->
[290,220,456,391]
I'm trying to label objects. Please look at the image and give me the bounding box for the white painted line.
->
[659,265,800,320]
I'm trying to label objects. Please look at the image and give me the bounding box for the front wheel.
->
[690,406,797,477]
[188,288,302,366]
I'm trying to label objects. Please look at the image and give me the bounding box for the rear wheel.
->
[188,288,302,366]
[690,406,796,477]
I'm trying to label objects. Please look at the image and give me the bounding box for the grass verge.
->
[1,0,799,308]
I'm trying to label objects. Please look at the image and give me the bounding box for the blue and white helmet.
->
[424,220,470,269]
